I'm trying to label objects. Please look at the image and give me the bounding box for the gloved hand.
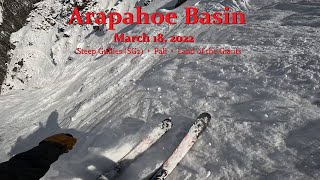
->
[40,133,77,153]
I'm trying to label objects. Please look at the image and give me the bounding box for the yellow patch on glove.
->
[43,133,77,152]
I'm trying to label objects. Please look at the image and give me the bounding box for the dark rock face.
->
[0,0,42,88]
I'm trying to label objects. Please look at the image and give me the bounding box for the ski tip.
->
[161,119,173,130]
[199,112,211,121]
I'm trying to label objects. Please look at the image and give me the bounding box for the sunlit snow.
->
[0,0,320,180]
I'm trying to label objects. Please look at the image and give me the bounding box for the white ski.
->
[98,119,173,180]
[150,113,211,180]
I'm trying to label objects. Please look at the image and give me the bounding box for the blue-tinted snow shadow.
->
[118,24,138,34]
[157,0,187,10]
[85,25,106,39]
[273,1,320,27]
[285,119,320,178]
[311,92,320,107]
[9,110,63,156]
[8,110,145,180]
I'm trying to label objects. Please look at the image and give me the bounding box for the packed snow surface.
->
[1,0,320,180]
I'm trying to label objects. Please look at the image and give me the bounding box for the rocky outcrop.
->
[0,0,43,89]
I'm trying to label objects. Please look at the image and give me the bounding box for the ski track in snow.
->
[0,0,320,180]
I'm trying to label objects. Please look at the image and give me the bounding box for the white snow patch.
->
[87,165,97,171]
[95,143,135,162]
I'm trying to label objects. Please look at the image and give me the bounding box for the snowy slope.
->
[1,0,320,180]
[0,0,3,25]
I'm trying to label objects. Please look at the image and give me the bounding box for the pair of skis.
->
[98,113,211,180]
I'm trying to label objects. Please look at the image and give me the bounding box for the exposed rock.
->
[0,0,42,89]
